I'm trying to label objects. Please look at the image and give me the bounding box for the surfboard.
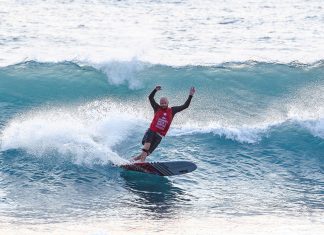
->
[120,161,197,176]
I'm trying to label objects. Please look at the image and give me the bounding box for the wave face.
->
[0,61,323,227]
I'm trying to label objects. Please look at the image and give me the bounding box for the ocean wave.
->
[1,60,324,145]
[0,103,141,166]
[88,58,151,90]
[169,121,271,143]
[1,59,324,97]
[170,115,324,144]
[1,101,323,161]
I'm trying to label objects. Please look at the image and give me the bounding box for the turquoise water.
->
[0,61,323,226]
[1,0,324,233]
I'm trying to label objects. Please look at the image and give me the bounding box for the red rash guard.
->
[149,107,173,136]
[148,88,193,136]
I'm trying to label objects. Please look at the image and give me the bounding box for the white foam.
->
[168,108,324,143]
[90,58,148,90]
[169,121,274,144]
[0,215,323,235]
[0,100,149,165]
[169,85,324,142]
[286,83,324,138]
[299,119,324,139]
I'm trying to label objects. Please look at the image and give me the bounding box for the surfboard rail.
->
[120,161,197,176]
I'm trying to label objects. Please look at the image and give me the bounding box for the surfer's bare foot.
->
[131,157,145,163]
[131,157,144,163]
[139,157,146,162]
[132,151,148,162]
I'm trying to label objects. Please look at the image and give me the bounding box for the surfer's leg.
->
[132,142,151,162]
[148,134,162,154]
[133,129,163,162]
[136,133,162,161]
[132,129,153,162]
[140,132,162,161]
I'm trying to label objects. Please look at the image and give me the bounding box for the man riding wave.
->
[133,85,196,162]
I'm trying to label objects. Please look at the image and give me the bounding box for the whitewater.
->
[0,0,324,234]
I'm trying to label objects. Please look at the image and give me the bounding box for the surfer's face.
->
[160,97,169,109]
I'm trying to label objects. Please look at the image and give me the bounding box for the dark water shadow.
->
[120,170,186,219]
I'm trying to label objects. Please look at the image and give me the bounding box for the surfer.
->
[133,85,195,162]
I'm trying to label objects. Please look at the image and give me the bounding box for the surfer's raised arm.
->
[148,85,161,112]
[172,87,195,115]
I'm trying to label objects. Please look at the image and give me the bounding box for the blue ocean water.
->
[0,61,323,231]
[1,0,324,233]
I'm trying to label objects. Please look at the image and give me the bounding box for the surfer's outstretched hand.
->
[190,87,195,96]
[155,85,162,91]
